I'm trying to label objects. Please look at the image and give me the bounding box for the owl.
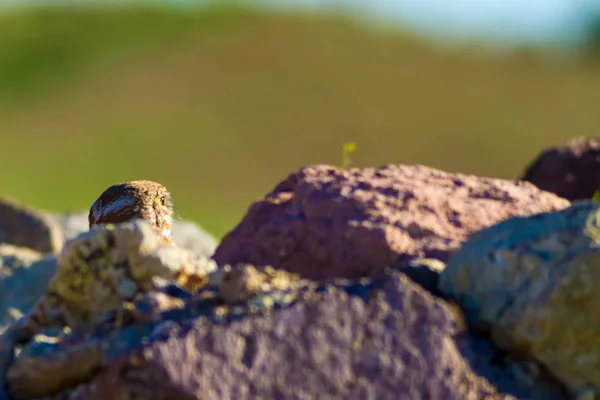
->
[88,180,175,245]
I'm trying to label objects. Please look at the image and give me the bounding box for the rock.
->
[0,244,41,270]
[8,265,551,400]
[49,211,89,243]
[396,258,446,297]
[171,219,219,257]
[216,264,301,304]
[213,164,570,281]
[10,220,218,342]
[8,340,104,399]
[0,220,219,399]
[0,198,64,254]
[521,136,600,201]
[48,211,218,257]
[438,200,600,396]
[0,246,57,333]
[0,246,57,398]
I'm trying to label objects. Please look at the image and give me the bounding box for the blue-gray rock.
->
[0,245,41,271]
[438,200,600,396]
[171,219,218,257]
[0,245,57,333]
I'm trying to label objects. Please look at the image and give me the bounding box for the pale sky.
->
[255,0,597,45]
[1,0,598,46]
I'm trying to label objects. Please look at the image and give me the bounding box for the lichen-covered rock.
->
[216,264,301,304]
[47,211,218,257]
[213,164,570,281]
[12,219,217,343]
[521,136,600,201]
[438,200,600,395]
[0,198,64,254]
[7,265,540,400]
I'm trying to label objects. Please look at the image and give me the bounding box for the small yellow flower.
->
[341,142,357,169]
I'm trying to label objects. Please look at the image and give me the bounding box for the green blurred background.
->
[1,0,600,238]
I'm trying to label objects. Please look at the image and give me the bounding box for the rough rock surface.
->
[438,200,600,396]
[0,211,217,332]
[0,220,219,399]
[521,136,600,201]
[0,198,64,254]
[48,211,218,257]
[6,263,561,400]
[213,164,570,281]
[81,273,507,400]
[12,220,217,342]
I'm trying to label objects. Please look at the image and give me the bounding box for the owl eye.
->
[160,196,165,205]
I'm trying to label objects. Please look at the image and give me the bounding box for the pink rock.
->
[213,164,569,280]
[69,272,522,400]
[521,136,600,201]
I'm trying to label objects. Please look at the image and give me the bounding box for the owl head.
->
[88,180,174,245]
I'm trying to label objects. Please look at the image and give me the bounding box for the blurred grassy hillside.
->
[1,4,599,238]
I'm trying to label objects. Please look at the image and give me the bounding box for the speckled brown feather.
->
[88,180,175,245]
